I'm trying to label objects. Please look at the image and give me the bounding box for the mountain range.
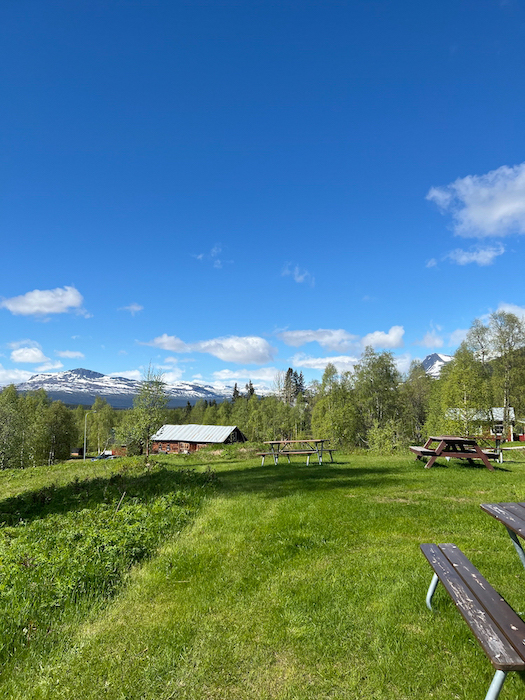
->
[14,368,233,408]
[13,355,454,408]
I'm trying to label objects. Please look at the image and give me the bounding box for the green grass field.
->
[2,447,525,699]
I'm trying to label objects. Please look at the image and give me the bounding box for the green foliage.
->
[367,419,403,454]
[352,347,401,431]
[311,367,359,446]
[0,385,21,469]
[398,360,432,443]
[116,366,168,456]
[425,343,491,437]
[0,388,77,469]
[0,458,214,669]
[88,397,116,455]
[310,353,405,449]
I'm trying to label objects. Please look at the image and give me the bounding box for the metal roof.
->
[150,424,244,443]
[489,408,516,422]
[446,408,516,422]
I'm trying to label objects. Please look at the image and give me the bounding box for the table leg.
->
[485,670,507,700]
[474,446,495,471]
[424,455,438,469]
[506,527,525,570]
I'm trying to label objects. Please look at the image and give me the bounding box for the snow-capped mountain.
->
[421,353,453,378]
[15,368,233,408]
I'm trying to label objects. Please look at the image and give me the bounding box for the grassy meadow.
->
[2,447,525,699]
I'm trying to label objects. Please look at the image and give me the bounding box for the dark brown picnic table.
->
[410,435,499,470]
[258,439,335,466]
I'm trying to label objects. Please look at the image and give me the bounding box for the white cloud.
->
[212,367,279,382]
[196,336,275,364]
[279,328,359,352]
[8,339,41,350]
[362,325,404,349]
[163,369,184,383]
[282,264,315,286]
[279,326,404,351]
[145,334,190,352]
[145,334,275,365]
[496,302,525,320]
[449,328,468,346]
[9,342,65,371]
[110,370,142,381]
[120,303,143,316]
[426,258,437,268]
[427,162,525,238]
[291,353,359,373]
[56,350,85,359]
[36,361,63,372]
[0,286,86,317]
[11,346,49,364]
[194,244,230,269]
[394,353,414,375]
[447,245,505,266]
[0,366,33,386]
[417,331,444,348]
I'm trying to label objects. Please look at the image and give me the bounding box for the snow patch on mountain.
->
[421,353,453,378]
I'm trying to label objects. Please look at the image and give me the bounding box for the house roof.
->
[488,408,516,422]
[446,407,516,422]
[150,424,245,443]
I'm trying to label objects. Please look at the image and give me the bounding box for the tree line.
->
[1,311,524,468]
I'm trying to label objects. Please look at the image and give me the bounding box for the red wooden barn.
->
[150,424,247,454]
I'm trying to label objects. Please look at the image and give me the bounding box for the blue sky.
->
[2,0,525,391]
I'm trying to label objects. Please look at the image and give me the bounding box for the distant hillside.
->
[15,368,233,408]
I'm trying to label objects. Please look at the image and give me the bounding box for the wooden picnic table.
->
[410,435,499,471]
[419,502,525,697]
[421,541,525,699]
[258,439,334,466]
[481,502,525,570]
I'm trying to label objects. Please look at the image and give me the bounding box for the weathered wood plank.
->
[420,543,525,670]
[481,504,525,539]
[439,544,525,661]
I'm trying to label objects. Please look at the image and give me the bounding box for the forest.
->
[1,310,524,468]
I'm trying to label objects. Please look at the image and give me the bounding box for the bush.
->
[367,420,406,454]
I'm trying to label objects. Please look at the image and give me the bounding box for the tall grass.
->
[0,456,215,683]
[2,449,525,698]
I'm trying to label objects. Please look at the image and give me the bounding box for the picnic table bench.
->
[421,542,525,700]
[258,439,335,466]
[410,436,499,470]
